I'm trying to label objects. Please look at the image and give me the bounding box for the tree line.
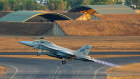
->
[0,0,139,11]
[47,0,140,10]
[47,0,125,10]
[0,0,47,11]
[125,0,140,9]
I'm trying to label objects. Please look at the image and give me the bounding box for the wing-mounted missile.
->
[44,52,61,59]
[32,37,44,39]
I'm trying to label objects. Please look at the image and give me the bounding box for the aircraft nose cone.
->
[18,41,26,44]
[18,41,29,45]
[18,41,34,47]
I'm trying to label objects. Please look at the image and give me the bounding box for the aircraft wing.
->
[39,44,75,56]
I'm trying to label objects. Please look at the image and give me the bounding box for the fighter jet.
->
[18,40,119,66]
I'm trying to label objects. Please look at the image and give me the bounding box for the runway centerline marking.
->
[0,64,18,79]
[93,65,107,79]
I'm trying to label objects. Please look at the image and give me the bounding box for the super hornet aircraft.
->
[18,40,119,66]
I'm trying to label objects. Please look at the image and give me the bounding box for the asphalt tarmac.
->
[0,56,140,79]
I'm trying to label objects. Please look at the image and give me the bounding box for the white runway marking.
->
[93,66,107,79]
[0,64,18,79]
[51,64,72,79]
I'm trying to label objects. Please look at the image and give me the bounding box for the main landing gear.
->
[37,53,40,56]
[62,60,66,64]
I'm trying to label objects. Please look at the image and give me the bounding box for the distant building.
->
[120,0,125,4]
[68,4,136,20]
[118,0,125,3]
[0,11,72,22]
[36,0,49,5]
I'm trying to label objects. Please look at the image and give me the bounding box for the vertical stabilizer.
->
[74,45,92,56]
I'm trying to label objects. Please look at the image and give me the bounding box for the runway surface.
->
[0,56,140,79]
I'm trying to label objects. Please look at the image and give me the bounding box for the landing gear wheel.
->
[62,60,66,64]
[37,53,40,56]
[37,49,41,56]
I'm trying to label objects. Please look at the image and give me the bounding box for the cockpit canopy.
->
[35,40,52,44]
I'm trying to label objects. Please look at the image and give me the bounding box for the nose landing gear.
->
[37,49,42,56]
[62,60,66,64]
